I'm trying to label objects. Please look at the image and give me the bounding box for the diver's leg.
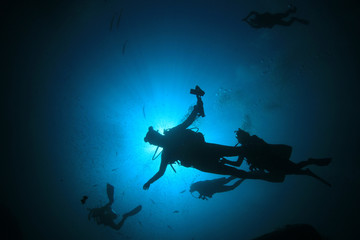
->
[296,158,332,169]
[227,175,237,181]
[198,163,284,183]
[234,167,285,183]
[227,178,245,190]
[275,19,295,26]
[273,11,292,20]
[123,205,142,218]
[113,217,126,230]
[278,17,309,26]
[295,168,331,187]
[218,179,245,193]
[221,157,244,167]
[222,175,237,184]
[112,205,142,230]
[292,17,309,25]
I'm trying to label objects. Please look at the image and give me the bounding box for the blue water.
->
[3,0,360,239]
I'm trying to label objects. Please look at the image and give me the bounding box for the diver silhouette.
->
[190,176,245,200]
[87,183,142,230]
[242,5,309,29]
[143,86,282,190]
[223,128,332,187]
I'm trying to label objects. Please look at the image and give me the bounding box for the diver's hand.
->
[143,182,150,190]
[195,97,205,117]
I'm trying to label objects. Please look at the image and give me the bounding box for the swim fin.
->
[123,205,142,218]
[107,183,115,204]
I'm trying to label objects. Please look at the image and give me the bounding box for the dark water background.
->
[2,0,360,239]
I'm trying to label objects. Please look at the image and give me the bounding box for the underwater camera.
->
[190,85,205,117]
[190,85,205,97]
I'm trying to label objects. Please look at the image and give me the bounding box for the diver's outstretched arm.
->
[143,156,167,190]
[172,97,204,130]
[221,155,244,167]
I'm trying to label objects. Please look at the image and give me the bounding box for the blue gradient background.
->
[2,0,360,239]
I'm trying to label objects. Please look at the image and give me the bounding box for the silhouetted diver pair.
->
[143,86,331,190]
[226,128,332,187]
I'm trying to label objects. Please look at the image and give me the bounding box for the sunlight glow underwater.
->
[49,19,278,237]
[47,7,283,237]
[79,72,248,201]
[71,60,307,239]
[6,0,357,239]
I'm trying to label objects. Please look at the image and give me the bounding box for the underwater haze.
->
[2,0,360,239]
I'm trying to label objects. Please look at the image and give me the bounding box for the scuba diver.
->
[242,5,309,29]
[190,176,245,200]
[88,184,142,230]
[143,86,283,190]
[221,128,332,187]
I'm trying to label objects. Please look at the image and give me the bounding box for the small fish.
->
[150,198,156,204]
[179,190,186,194]
[142,105,146,119]
[81,196,88,204]
[117,9,123,29]
[112,168,118,171]
[122,40,128,55]
[173,210,179,213]
[92,184,98,187]
[167,225,174,231]
[110,15,115,31]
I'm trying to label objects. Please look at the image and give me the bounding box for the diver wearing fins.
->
[143,86,282,190]
[88,184,142,230]
[223,128,332,187]
[242,5,309,29]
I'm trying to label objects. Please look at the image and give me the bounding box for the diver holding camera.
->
[143,86,282,190]
[190,85,205,117]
